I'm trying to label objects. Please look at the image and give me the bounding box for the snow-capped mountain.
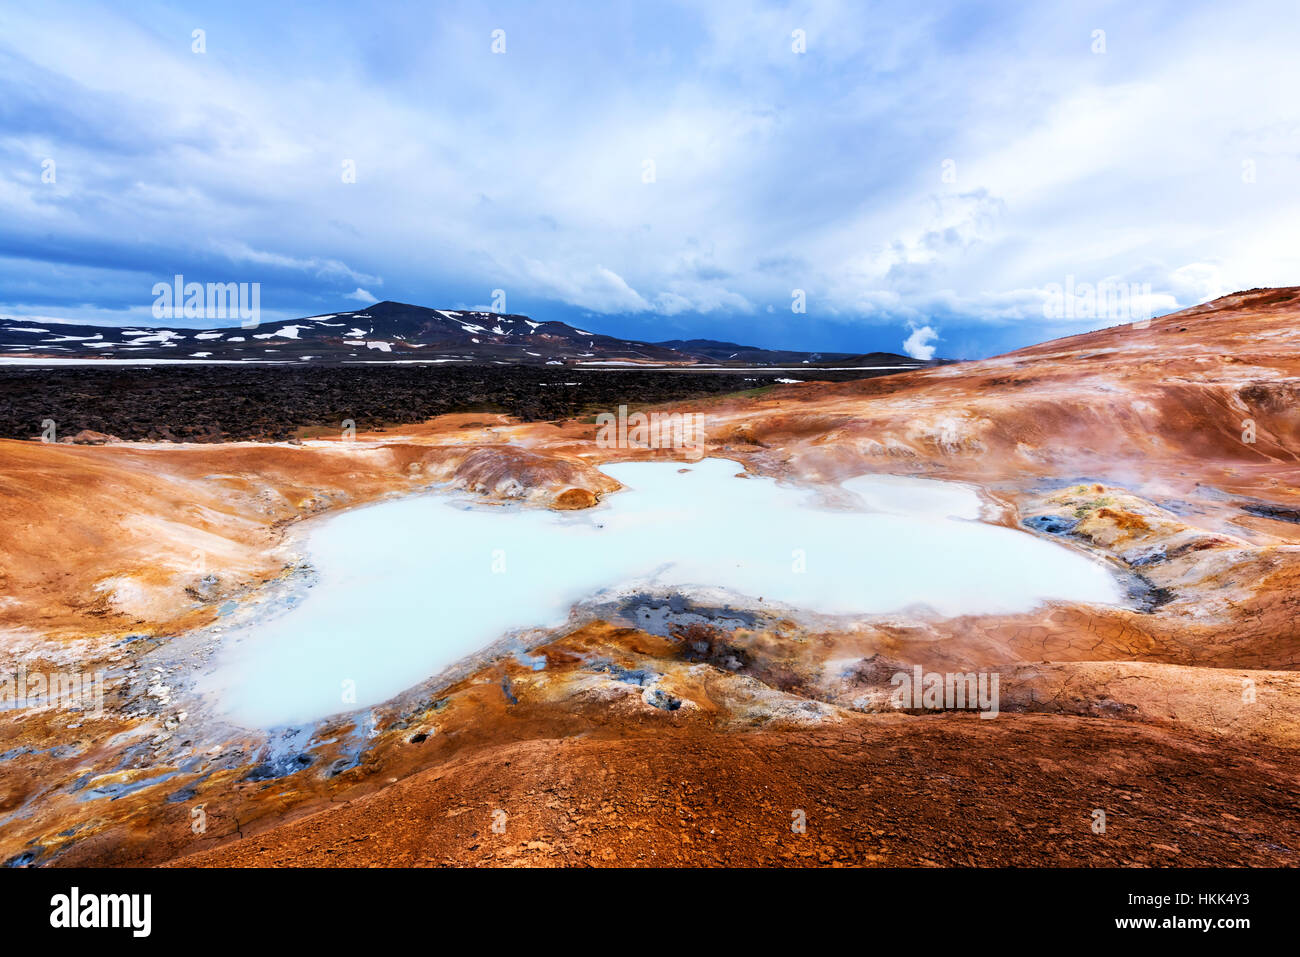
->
[0,300,921,367]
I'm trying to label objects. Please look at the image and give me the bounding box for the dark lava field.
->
[0,364,904,443]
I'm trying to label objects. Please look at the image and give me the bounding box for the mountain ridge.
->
[0,300,927,368]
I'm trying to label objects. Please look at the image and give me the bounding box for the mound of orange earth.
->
[2,289,1300,868]
[175,716,1297,868]
[674,288,1300,490]
[0,432,619,643]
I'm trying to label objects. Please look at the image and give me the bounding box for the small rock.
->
[643,687,682,711]
[70,429,120,445]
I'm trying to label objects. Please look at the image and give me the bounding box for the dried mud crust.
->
[0,365,898,443]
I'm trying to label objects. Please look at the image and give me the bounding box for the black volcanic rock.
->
[0,364,918,443]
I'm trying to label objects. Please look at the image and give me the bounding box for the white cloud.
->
[1166,263,1228,305]
[212,242,383,288]
[344,288,375,302]
[652,285,754,316]
[902,324,939,360]
[516,261,651,314]
[654,292,694,316]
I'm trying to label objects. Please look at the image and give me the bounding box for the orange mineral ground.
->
[1,287,1298,867]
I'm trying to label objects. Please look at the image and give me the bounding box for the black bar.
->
[0,867,1284,944]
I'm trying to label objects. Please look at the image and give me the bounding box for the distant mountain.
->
[654,338,918,366]
[0,300,929,368]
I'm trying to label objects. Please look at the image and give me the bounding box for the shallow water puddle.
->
[204,458,1121,727]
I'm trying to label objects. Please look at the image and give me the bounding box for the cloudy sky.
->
[1,0,1297,358]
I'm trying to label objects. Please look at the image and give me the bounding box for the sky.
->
[1,1,1297,359]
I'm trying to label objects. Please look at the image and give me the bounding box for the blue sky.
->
[1,1,1297,358]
